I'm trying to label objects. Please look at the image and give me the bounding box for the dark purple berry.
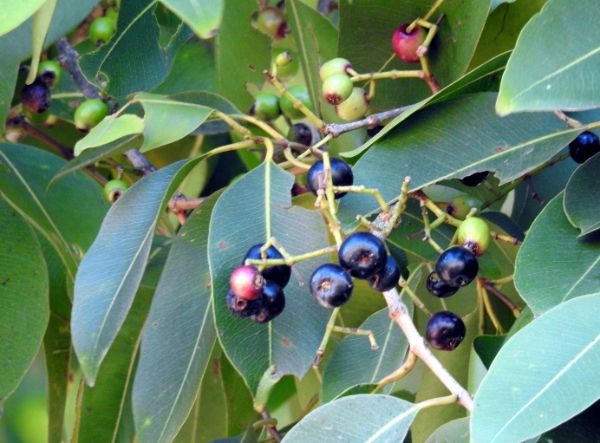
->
[288,123,313,146]
[338,232,387,279]
[243,244,291,288]
[250,281,286,323]
[226,290,263,318]
[21,80,51,114]
[369,256,400,292]
[435,246,478,287]
[306,158,353,198]
[426,311,466,351]
[569,131,600,164]
[426,272,458,298]
[310,264,353,308]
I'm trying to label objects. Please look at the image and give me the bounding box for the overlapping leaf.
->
[563,153,600,236]
[0,0,45,35]
[74,115,144,156]
[159,0,223,39]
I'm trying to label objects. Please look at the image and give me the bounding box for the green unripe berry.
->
[319,58,352,81]
[253,7,287,39]
[336,87,369,121]
[322,73,354,105]
[457,217,491,256]
[38,60,62,88]
[74,99,109,131]
[104,179,129,204]
[273,50,298,79]
[253,92,281,121]
[280,85,312,119]
[105,7,119,26]
[89,17,116,45]
[448,194,482,219]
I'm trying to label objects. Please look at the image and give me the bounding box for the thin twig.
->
[324,105,412,138]
[8,115,72,159]
[261,408,282,443]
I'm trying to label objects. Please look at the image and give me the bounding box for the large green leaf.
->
[471,294,600,443]
[514,193,600,315]
[496,0,600,115]
[337,93,577,228]
[133,193,220,443]
[0,0,44,35]
[563,153,600,236]
[0,200,48,399]
[26,0,57,84]
[282,394,418,442]
[74,115,144,156]
[425,417,470,443]
[159,0,223,39]
[209,162,331,394]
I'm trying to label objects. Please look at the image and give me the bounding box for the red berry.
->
[230,265,264,300]
[391,23,424,63]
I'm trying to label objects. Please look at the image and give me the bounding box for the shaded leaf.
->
[425,417,470,443]
[563,153,600,236]
[26,0,57,84]
[159,0,223,39]
[74,115,144,156]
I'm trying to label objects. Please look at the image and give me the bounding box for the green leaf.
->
[209,162,331,393]
[0,199,48,399]
[514,193,600,315]
[133,193,220,443]
[282,394,417,442]
[74,115,144,156]
[321,269,420,402]
[159,0,223,39]
[0,0,45,35]
[471,294,600,443]
[563,153,600,236]
[0,61,19,134]
[425,417,470,443]
[496,0,600,115]
[286,0,337,118]
[26,0,57,84]
[337,93,577,228]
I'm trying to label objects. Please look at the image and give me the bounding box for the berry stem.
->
[314,307,340,367]
[331,325,379,350]
[411,191,462,227]
[479,279,505,334]
[231,114,286,140]
[283,148,312,170]
[245,244,337,267]
[481,278,521,318]
[372,351,417,393]
[332,185,390,212]
[398,277,431,316]
[260,409,282,443]
[296,134,332,160]
[419,204,445,253]
[554,110,582,128]
[493,233,523,246]
[350,70,424,82]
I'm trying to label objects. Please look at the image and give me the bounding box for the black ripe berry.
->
[288,123,313,146]
[226,290,263,318]
[426,311,466,351]
[243,244,291,288]
[250,281,286,323]
[338,232,387,279]
[306,157,353,198]
[229,265,264,300]
[369,256,400,292]
[426,272,458,298]
[460,171,489,187]
[21,80,51,114]
[310,263,353,308]
[569,131,600,164]
[435,246,478,287]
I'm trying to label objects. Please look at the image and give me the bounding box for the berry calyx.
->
[569,131,600,164]
[369,256,400,292]
[103,179,129,204]
[243,244,291,288]
[251,280,286,323]
[288,123,313,146]
[435,246,479,287]
[230,265,265,300]
[426,311,466,351]
[392,23,424,63]
[319,58,352,81]
[306,157,353,198]
[21,80,51,114]
[336,87,369,121]
[252,92,281,121]
[280,85,312,119]
[322,73,354,105]
[457,217,491,256]
[89,17,116,45]
[310,263,354,308]
[338,232,387,279]
[426,272,458,298]
[448,194,482,219]
[253,7,287,39]
[460,171,490,187]
[226,290,263,318]
[38,60,62,88]
[74,99,109,131]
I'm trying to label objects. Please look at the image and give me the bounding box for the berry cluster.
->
[251,85,312,122]
[319,58,369,121]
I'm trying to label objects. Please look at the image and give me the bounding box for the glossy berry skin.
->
[254,7,287,39]
[369,256,400,292]
[38,60,62,88]
[322,73,353,105]
[392,23,424,63]
[435,246,479,287]
[569,131,600,164]
[226,290,263,318]
[280,85,312,119]
[426,272,458,298]
[230,265,265,300]
[89,17,116,45]
[460,171,489,187]
[251,281,286,323]
[336,87,369,121]
[448,194,482,219]
[306,158,353,198]
[310,263,354,308]
[103,179,129,204]
[338,232,387,279]
[253,92,281,121]
[426,311,466,351]
[457,217,491,256]
[320,58,352,81]
[288,123,313,146]
[74,99,109,131]
[243,244,291,288]
[21,80,51,114]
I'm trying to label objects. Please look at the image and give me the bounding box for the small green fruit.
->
[456,217,491,256]
[322,73,353,105]
[448,194,482,219]
[38,60,62,88]
[89,17,116,45]
[336,87,369,121]
[273,50,298,79]
[104,179,129,204]
[74,99,109,131]
[319,58,352,81]
[253,7,287,39]
[280,85,312,119]
[253,92,281,120]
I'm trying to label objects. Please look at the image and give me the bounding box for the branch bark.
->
[323,105,411,138]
